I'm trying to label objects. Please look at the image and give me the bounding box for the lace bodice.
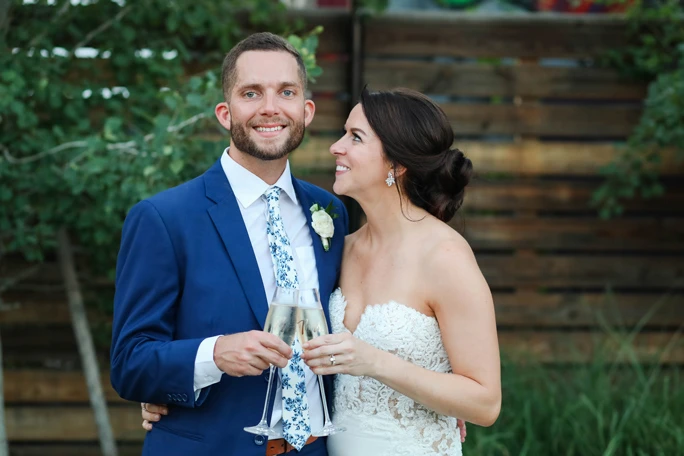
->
[327,288,462,456]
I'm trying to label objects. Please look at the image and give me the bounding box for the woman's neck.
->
[355,188,429,248]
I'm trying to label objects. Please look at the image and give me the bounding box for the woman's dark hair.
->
[359,87,473,222]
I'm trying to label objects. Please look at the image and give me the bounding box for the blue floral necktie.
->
[264,186,311,450]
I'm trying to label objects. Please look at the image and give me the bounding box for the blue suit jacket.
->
[110,159,348,455]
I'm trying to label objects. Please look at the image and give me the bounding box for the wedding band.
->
[141,403,148,412]
[330,354,336,366]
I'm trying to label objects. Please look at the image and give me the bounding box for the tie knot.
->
[264,186,282,202]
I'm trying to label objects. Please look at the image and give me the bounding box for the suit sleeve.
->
[110,200,208,407]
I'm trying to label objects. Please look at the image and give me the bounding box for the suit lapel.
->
[204,160,269,328]
[292,177,334,328]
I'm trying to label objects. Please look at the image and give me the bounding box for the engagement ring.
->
[330,354,336,366]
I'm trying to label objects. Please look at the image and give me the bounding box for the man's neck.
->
[228,147,289,185]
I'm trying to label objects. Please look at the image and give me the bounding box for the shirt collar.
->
[220,147,298,208]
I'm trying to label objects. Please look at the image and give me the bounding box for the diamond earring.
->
[385,171,395,187]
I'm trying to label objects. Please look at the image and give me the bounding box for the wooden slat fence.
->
[2,7,683,453]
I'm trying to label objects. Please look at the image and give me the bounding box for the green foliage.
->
[0,1,323,278]
[593,0,684,218]
[468,359,683,455]
[468,311,684,455]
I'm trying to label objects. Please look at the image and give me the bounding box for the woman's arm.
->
[378,238,501,425]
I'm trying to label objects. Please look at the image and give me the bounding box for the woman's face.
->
[329,104,390,198]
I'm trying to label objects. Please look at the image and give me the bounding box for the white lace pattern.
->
[326,288,462,456]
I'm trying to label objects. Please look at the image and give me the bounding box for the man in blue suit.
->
[110,32,348,456]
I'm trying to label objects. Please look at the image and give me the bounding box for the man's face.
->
[223,51,314,161]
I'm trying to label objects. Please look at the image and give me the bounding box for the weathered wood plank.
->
[458,216,684,251]
[364,12,631,58]
[499,330,684,363]
[4,370,124,404]
[443,103,640,138]
[186,136,684,176]
[464,180,684,212]
[0,293,110,326]
[6,405,144,442]
[458,141,684,176]
[494,292,684,327]
[363,60,646,100]
[301,174,684,213]
[310,99,642,138]
[2,326,77,352]
[480,255,684,289]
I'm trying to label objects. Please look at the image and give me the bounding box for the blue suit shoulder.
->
[130,173,206,217]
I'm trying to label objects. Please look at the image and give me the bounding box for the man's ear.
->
[303,99,316,128]
[215,102,231,131]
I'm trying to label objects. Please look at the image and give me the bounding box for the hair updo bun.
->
[360,87,473,222]
[431,148,473,221]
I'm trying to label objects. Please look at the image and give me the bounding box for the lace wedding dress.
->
[326,288,462,456]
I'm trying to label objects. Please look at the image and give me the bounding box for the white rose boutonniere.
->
[310,201,338,251]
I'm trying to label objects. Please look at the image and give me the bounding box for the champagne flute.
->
[244,287,299,437]
[298,288,346,436]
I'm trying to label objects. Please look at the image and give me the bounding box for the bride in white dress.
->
[300,88,501,455]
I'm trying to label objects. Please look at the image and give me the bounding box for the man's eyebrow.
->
[236,82,300,91]
[236,83,264,91]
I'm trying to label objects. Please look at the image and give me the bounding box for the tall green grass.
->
[467,309,683,455]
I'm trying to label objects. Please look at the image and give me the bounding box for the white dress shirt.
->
[192,148,323,437]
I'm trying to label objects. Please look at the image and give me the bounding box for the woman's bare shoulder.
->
[419,221,489,308]
[420,220,475,265]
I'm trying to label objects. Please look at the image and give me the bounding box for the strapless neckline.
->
[332,287,438,335]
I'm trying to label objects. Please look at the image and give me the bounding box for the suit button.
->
[254,435,266,446]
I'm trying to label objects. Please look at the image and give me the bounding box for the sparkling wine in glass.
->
[298,288,346,436]
[244,287,299,437]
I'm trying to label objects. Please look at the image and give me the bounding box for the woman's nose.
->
[329,138,345,156]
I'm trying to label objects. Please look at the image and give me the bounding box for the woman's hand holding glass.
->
[302,332,379,377]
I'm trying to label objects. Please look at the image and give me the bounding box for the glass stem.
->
[317,374,333,425]
[258,365,276,425]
